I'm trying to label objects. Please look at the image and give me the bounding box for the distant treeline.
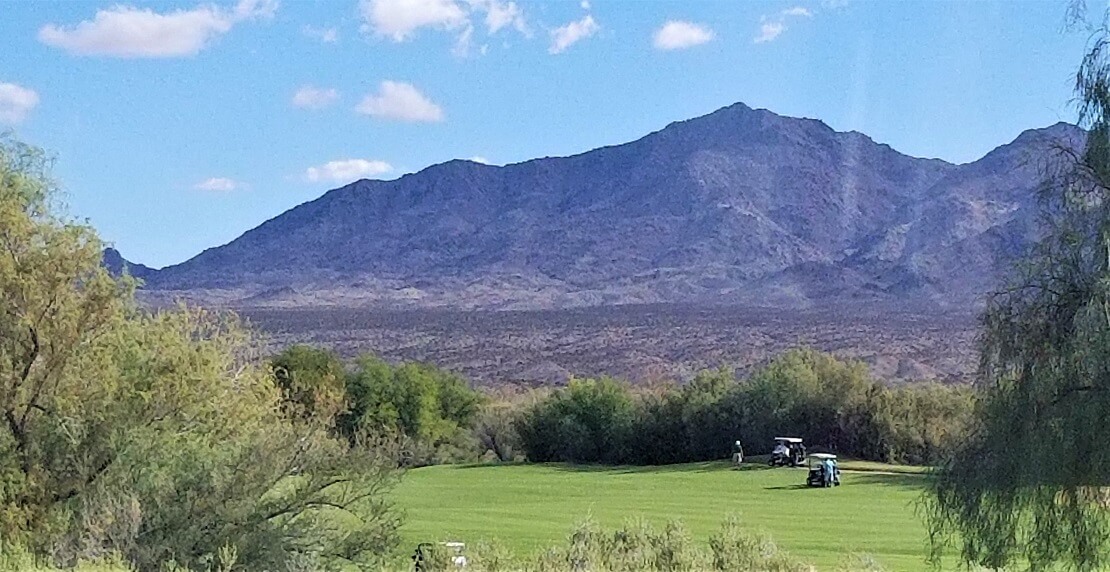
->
[276,346,975,467]
[515,349,975,466]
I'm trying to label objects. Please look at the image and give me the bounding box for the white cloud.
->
[292,85,339,109]
[580,0,590,9]
[194,177,242,192]
[475,0,527,34]
[304,159,393,183]
[355,81,444,122]
[468,156,490,164]
[549,14,598,54]
[754,7,814,44]
[782,7,813,17]
[359,0,467,41]
[653,20,713,50]
[360,0,528,56]
[754,21,785,43]
[302,24,338,43]
[38,0,276,58]
[0,83,39,124]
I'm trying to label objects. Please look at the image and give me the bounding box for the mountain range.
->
[119,102,1084,311]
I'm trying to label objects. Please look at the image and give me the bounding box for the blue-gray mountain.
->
[125,102,1084,310]
[103,247,154,280]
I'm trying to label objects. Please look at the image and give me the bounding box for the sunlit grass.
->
[394,460,937,571]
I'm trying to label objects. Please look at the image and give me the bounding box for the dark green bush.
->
[516,378,635,464]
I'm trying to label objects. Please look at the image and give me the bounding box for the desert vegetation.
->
[0,137,405,571]
[240,304,978,386]
[267,345,975,469]
[513,349,972,466]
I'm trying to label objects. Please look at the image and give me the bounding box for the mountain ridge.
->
[130,103,1084,310]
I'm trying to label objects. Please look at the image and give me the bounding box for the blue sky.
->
[0,0,1093,268]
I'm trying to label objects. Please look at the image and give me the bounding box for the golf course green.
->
[394,461,937,571]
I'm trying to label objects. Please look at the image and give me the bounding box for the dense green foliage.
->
[0,137,402,571]
[269,346,485,465]
[516,377,636,464]
[517,349,974,465]
[344,356,483,457]
[271,343,347,420]
[926,9,1110,570]
[394,461,936,571]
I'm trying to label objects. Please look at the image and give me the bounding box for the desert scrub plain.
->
[239,303,976,387]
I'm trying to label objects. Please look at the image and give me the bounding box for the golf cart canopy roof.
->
[808,453,837,460]
[774,437,803,443]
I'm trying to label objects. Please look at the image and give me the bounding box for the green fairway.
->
[393,461,936,571]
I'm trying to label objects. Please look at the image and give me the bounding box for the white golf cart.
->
[805,453,841,488]
[769,437,806,467]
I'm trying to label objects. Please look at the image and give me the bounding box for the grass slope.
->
[393,461,935,571]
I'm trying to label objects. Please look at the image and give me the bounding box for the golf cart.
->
[769,437,806,467]
[806,453,841,488]
[412,541,467,570]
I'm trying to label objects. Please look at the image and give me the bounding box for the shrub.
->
[516,378,635,463]
[416,516,808,572]
[269,344,347,421]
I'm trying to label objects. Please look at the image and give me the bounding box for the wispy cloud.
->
[194,177,242,192]
[0,82,39,124]
[292,85,339,109]
[355,81,444,122]
[38,0,276,58]
[474,0,527,34]
[653,20,713,51]
[754,21,786,44]
[754,6,813,44]
[304,159,393,183]
[781,7,813,17]
[302,24,338,43]
[549,14,599,54]
[359,0,528,56]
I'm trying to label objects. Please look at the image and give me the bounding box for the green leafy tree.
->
[926,12,1110,569]
[517,377,635,463]
[270,344,347,421]
[341,356,483,463]
[0,136,402,570]
[733,348,871,453]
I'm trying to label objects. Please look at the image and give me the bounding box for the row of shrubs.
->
[409,516,818,572]
[274,346,975,467]
[514,349,976,466]
[3,516,905,572]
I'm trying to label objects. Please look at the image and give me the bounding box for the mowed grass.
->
[393,461,938,571]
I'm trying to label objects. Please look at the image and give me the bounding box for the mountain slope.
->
[102,247,154,280]
[144,103,1083,310]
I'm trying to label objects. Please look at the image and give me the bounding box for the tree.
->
[270,344,347,421]
[0,136,402,570]
[925,14,1110,569]
[341,356,483,463]
[516,377,635,464]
